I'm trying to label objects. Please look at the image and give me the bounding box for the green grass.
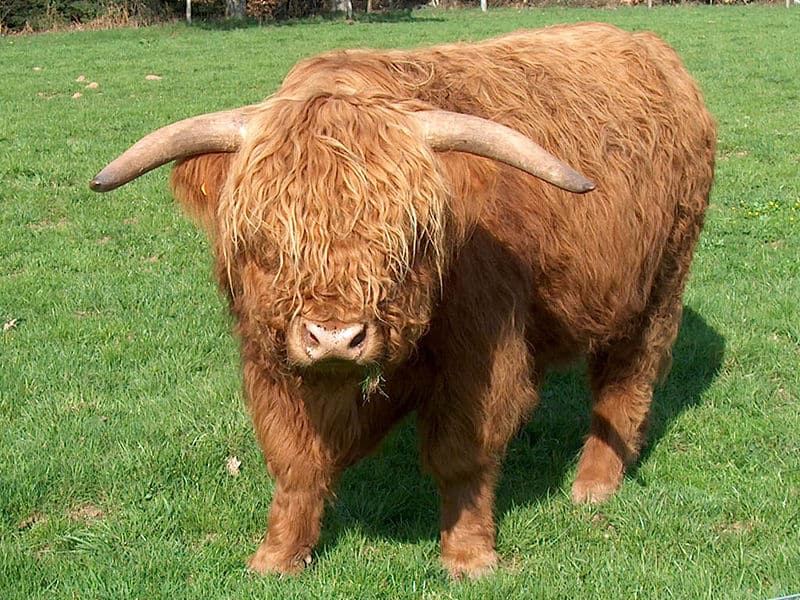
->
[2,5,799,598]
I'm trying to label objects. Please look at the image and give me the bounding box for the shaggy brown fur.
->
[167,23,716,578]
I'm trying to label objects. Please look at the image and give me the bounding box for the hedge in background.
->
[0,0,431,32]
[0,0,176,31]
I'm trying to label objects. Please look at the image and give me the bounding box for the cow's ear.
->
[434,152,497,234]
[169,153,234,235]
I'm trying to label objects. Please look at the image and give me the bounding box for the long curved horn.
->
[415,110,595,194]
[90,106,256,192]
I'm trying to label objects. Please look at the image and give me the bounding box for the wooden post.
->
[481,0,487,11]
[186,0,191,23]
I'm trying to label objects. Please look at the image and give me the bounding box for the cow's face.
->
[93,73,591,392]
[220,93,452,383]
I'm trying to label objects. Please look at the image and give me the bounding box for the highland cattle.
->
[92,23,716,578]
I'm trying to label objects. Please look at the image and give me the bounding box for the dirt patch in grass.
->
[19,512,47,531]
[68,503,105,523]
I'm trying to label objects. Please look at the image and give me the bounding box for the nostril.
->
[348,326,367,349]
[303,323,320,347]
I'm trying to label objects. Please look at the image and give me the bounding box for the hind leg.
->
[573,305,682,504]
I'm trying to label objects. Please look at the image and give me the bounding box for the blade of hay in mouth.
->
[361,364,386,401]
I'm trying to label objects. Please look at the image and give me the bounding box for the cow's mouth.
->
[297,359,386,399]
[302,357,368,375]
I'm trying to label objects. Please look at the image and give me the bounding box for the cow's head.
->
[91,90,593,388]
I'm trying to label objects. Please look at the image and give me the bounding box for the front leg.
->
[433,455,500,579]
[248,476,327,574]
[419,264,539,577]
[243,359,337,575]
[419,325,537,578]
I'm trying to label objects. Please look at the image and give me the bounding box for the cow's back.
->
[407,24,715,353]
[280,23,715,357]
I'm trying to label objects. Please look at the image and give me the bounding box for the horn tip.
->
[567,173,595,194]
[90,172,116,193]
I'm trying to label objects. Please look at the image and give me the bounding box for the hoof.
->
[573,435,625,504]
[572,478,619,504]
[443,548,498,580]
[247,546,312,576]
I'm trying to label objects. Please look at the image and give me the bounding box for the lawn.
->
[1,5,799,598]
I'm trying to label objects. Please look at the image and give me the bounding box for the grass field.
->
[2,5,799,598]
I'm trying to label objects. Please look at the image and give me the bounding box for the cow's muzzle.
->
[286,317,382,368]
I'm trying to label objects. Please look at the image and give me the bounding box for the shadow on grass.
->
[189,10,442,32]
[499,306,725,511]
[321,306,724,552]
